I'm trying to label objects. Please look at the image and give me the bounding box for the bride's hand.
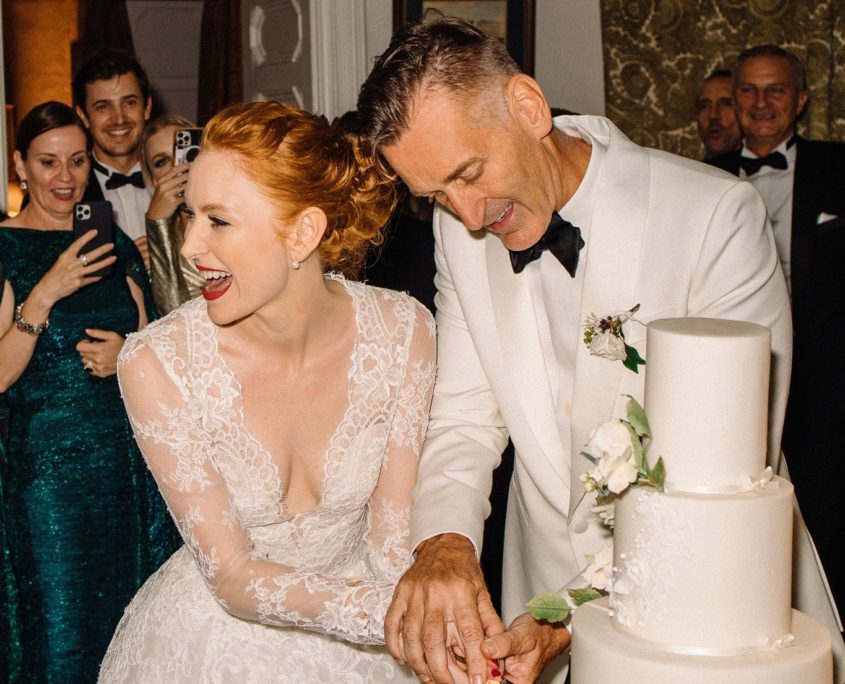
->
[449,621,505,683]
[444,619,470,683]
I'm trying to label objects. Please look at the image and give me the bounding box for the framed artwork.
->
[393,0,535,75]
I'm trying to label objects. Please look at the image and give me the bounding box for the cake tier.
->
[645,318,770,491]
[572,598,833,684]
[611,479,793,652]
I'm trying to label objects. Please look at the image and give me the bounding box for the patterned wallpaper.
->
[600,0,845,159]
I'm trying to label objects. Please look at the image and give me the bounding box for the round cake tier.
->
[611,480,793,651]
[645,318,770,491]
[571,598,833,684]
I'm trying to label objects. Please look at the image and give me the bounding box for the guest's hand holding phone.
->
[72,201,115,278]
[147,162,190,221]
[147,128,202,221]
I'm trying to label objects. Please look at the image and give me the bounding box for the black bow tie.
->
[104,170,145,190]
[509,212,585,276]
[739,151,788,176]
[91,157,146,190]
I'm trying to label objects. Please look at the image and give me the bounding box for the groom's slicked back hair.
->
[356,15,519,157]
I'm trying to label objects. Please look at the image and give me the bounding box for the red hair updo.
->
[202,100,396,277]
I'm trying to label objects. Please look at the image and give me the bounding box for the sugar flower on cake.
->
[591,501,615,527]
[525,399,666,624]
[745,465,779,491]
[583,303,645,373]
[581,544,614,593]
[580,396,664,500]
[582,421,638,494]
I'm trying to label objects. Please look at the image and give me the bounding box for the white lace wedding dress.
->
[99,278,436,683]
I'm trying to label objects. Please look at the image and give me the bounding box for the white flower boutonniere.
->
[583,304,645,373]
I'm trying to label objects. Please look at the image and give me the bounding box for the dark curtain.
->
[600,0,845,159]
[71,0,136,84]
[197,0,243,126]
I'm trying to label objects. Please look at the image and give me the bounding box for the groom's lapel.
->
[487,238,569,485]
[569,121,650,517]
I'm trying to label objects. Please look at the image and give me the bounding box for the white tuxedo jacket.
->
[410,115,793,624]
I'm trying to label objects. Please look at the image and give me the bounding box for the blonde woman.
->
[140,114,205,314]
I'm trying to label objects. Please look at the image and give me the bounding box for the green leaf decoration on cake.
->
[526,593,573,623]
[646,456,666,491]
[624,421,645,470]
[624,396,651,438]
[568,587,604,605]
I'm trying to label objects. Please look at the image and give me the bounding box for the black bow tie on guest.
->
[105,171,145,190]
[509,212,585,277]
[91,157,146,190]
[738,151,788,176]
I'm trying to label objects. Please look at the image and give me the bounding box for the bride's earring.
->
[20,179,27,191]
[291,260,300,270]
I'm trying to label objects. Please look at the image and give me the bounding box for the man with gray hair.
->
[708,44,845,625]
[357,17,795,683]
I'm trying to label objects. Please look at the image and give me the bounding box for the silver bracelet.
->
[14,303,49,336]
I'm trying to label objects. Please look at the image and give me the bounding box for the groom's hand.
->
[481,612,571,684]
[385,533,505,683]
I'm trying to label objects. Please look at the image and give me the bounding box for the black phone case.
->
[73,201,115,278]
[173,128,203,165]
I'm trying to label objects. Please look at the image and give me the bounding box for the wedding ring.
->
[83,360,94,372]
[79,253,89,266]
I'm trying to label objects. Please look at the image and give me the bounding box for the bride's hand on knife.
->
[480,612,571,684]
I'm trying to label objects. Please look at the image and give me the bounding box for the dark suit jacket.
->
[708,137,845,609]
[82,167,107,202]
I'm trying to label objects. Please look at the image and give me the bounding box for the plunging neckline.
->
[208,274,363,518]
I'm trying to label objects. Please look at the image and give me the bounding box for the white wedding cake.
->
[571,318,833,683]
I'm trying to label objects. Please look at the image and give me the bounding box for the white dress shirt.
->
[739,138,796,294]
[525,123,603,471]
[91,153,151,242]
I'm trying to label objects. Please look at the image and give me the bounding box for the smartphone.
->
[173,128,203,165]
[73,200,115,278]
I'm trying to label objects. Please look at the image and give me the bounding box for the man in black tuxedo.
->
[708,44,845,622]
[73,49,153,266]
[695,69,742,159]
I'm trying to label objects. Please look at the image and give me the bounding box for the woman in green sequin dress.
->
[0,102,178,682]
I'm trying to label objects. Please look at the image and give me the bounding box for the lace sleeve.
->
[364,300,436,583]
[117,325,429,646]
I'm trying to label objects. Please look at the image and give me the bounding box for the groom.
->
[357,16,792,684]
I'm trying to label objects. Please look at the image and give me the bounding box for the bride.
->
[98,101,436,683]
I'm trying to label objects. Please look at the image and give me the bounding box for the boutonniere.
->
[583,304,645,373]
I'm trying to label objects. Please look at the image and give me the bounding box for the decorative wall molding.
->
[127,0,204,121]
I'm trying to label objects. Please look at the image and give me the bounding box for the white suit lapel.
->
[487,238,569,485]
[569,117,651,516]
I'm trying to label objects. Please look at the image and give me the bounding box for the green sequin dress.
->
[0,227,180,683]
